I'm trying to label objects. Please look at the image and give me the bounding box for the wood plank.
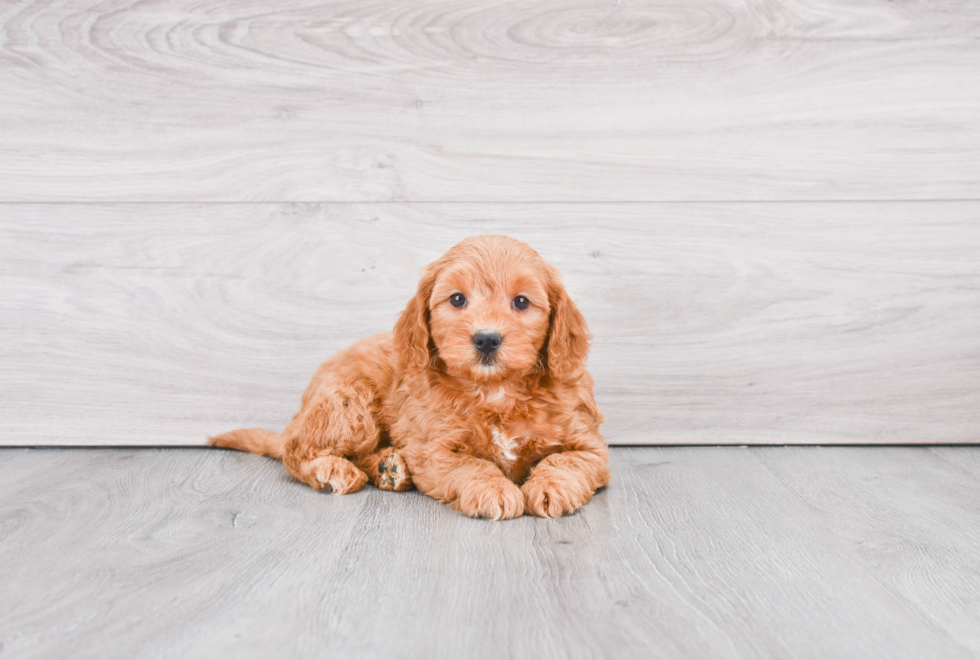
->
[932,447,980,480]
[1,0,978,202]
[1,202,978,446]
[2,447,978,658]
[752,446,980,655]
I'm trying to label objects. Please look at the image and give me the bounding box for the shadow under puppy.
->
[211,235,610,519]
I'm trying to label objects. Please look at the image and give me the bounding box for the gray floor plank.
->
[3,203,978,447]
[2,447,979,659]
[752,446,980,655]
[1,0,978,202]
[932,447,980,480]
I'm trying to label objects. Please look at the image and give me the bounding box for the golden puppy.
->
[211,235,610,519]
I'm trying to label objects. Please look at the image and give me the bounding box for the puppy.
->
[211,235,610,519]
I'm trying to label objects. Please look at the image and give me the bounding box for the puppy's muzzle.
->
[473,331,502,360]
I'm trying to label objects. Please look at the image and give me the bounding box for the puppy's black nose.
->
[473,331,502,356]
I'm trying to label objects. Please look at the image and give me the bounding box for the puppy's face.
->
[394,235,591,384]
[428,259,551,382]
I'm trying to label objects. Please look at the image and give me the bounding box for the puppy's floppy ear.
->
[394,263,438,371]
[544,268,591,381]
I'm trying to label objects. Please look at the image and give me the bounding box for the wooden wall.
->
[1,0,978,445]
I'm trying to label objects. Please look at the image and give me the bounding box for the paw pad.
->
[376,451,411,491]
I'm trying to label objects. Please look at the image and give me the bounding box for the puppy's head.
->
[394,236,590,383]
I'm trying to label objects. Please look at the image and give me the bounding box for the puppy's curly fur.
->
[211,235,610,519]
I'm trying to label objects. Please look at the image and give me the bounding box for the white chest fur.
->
[491,427,522,464]
[485,386,507,404]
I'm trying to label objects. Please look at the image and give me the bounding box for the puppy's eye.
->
[513,296,530,310]
[450,293,467,308]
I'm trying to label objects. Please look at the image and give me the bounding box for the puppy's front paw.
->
[456,478,525,521]
[522,472,593,518]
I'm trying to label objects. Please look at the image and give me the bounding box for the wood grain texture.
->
[2,446,979,659]
[2,202,978,446]
[753,446,980,654]
[1,0,979,202]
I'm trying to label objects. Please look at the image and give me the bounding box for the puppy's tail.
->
[209,428,285,459]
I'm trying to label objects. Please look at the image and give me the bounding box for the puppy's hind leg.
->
[281,385,382,495]
[284,450,369,495]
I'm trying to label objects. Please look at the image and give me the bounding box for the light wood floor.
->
[2,446,979,659]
